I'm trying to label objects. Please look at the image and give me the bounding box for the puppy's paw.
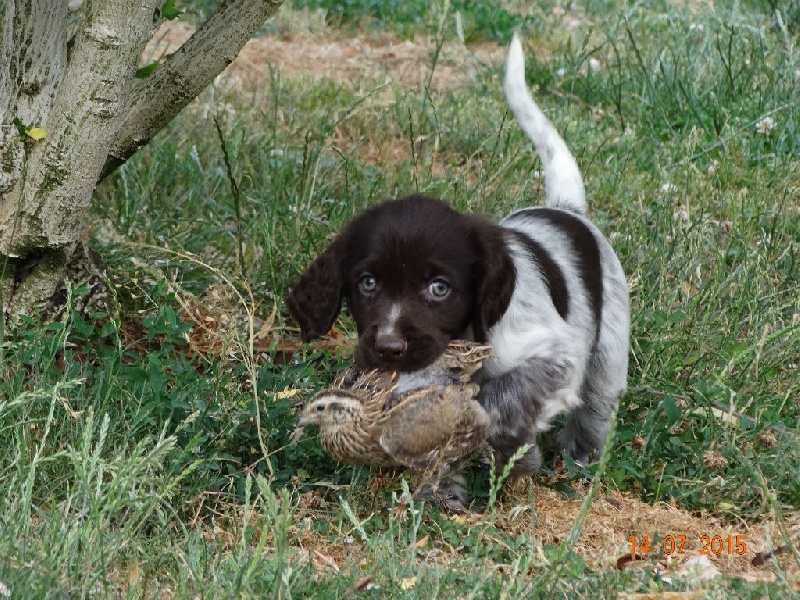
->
[493,439,543,477]
[509,443,543,476]
[554,432,601,467]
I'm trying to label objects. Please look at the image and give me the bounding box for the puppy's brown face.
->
[286,195,516,372]
[344,205,479,371]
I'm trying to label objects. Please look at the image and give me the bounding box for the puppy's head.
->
[286,195,515,371]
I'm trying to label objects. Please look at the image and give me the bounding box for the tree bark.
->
[100,0,286,182]
[0,0,285,322]
[0,0,68,223]
[1,0,161,256]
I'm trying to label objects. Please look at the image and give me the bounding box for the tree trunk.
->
[0,0,284,324]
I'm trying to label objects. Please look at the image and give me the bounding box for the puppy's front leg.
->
[478,354,580,475]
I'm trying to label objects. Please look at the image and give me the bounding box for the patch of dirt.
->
[294,481,799,587]
[144,20,505,92]
[498,482,799,583]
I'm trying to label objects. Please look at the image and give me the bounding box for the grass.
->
[2,0,799,596]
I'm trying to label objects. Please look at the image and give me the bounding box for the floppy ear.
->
[286,238,346,341]
[470,222,516,341]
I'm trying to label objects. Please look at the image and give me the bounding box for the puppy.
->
[287,33,630,475]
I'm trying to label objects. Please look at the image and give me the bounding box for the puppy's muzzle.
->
[375,332,408,361]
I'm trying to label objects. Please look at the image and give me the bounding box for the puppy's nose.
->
[375,333,407,360]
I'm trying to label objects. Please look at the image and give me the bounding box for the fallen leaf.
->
[752,544,788,566]
[275,388,300,400]
[355,576,372,590]
[400,576,417,589]
[256,305,277,338]
[25,126,46,140]
[689,407,739,427]
[311,549,339,572]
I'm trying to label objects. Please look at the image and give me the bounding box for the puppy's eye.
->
[427,278,450,300]
[316,404,326,411]
[359,274,378,295]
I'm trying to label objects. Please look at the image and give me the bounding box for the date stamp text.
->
[628,534,748,558]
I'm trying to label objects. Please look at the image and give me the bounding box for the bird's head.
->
[291,390,363,442]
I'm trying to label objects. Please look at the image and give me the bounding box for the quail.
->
[293,382,489,470]
[292,341,492,472]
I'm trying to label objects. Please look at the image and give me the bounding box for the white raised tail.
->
[504,33,587,215]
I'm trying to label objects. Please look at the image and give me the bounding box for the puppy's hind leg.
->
[556,356,626,464]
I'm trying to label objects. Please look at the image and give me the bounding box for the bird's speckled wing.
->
[378,384,489,471]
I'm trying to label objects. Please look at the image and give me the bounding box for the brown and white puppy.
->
[287,33,630,475]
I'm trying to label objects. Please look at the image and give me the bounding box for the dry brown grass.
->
[143,20,505,93]
[195,479,798,586]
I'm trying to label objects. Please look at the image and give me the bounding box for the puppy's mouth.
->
[354,337,445,372]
